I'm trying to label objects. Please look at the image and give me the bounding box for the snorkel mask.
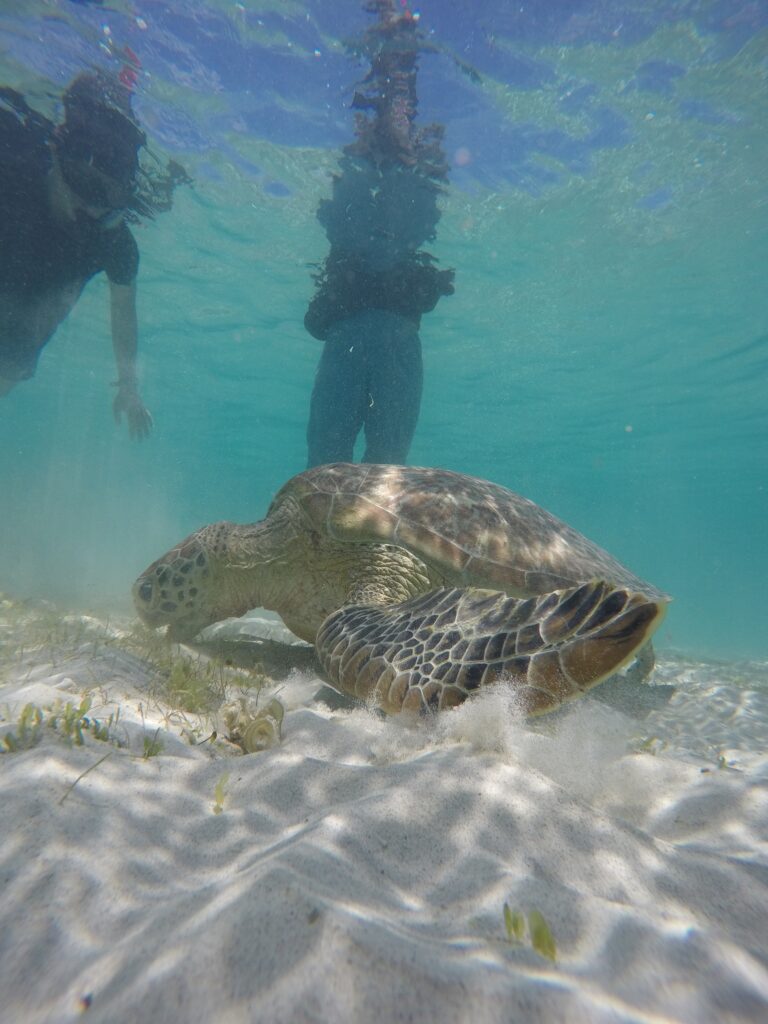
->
[56,71,145,225]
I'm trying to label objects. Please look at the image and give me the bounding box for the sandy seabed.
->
[0,600,767,1024]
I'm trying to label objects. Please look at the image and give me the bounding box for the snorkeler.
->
[0,71,187,438]
[305,0,454,467]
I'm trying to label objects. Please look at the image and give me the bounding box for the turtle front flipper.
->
[315,583,666,716]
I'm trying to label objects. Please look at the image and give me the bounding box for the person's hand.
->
[113,380,153,439]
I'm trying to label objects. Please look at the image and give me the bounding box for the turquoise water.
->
[1,1,767,661]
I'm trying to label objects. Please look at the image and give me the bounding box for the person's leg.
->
[0,289,73,395]
[306,319,368,468]
[0,297,29,395]
[361,310,423,464]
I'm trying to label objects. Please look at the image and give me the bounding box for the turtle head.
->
[132,522,234,641]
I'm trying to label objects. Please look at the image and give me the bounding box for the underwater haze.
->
[0,0,767,661]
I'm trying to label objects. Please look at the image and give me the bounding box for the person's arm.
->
[110,280,152,439]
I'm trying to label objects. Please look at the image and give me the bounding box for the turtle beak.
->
[133,576,154,611]
[132,575,161,626]
[132,576,205,641]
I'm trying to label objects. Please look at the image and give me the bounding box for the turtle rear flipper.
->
[315,582,666,716]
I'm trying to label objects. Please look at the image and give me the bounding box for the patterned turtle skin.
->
[133,463,669,716]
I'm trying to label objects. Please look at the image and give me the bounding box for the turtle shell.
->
[270,463,666,602]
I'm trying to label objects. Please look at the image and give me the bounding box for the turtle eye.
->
[137,579,154,604]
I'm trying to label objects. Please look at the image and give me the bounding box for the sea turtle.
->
[132,463,669,716]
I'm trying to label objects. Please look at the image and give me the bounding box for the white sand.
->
[1,604,767,1024]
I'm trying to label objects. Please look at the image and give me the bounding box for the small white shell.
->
[223,697,285,754]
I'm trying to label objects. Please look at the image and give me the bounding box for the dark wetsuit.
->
[0,119,138,381]
[306,308,424,466]
[304,248,453,466]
